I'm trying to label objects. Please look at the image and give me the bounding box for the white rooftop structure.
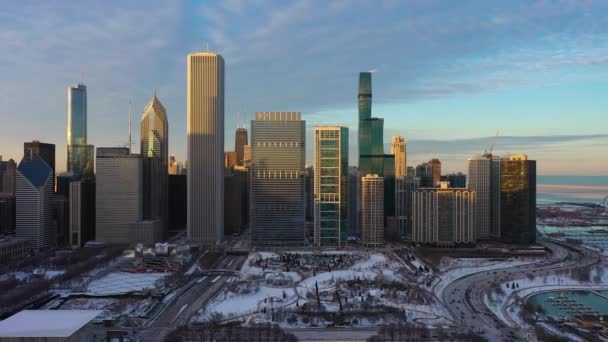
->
[0,310,101,338]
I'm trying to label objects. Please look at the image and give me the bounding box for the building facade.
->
[187,52,224,247]
[0,157,17,195]
[250,112,305,246]
[395,175,420,240]
[95,148,142,244]
[411,188,476,247]
[16,154,54,251]
[361,174,384,247]
[499,154,536,244]
[467,155,494,240]
[69,179,95,248]
[391,135,406,177]
[416,162,434,188]
[313,126,348,247]
[23,141,55,191]
[235,128,248,166]
[140,92,168,234]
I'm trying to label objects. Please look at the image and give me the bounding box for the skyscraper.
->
[313,126,348,247]
[499,154,536,244]
[467,155,494,240]
[67,83,94,177]
[187,52,224,247]
[411,188,476,247]
[140,92,168,233]
[24,141,55,191]
[0,157,16,195]
[429,158,442,187]
[235,128,248,166]
[347,166,359,237]
[168,156,178,175]
[69,178,95,247]
[16,154,54,251]
[395,175,420,240]
[224,152,237,174]
[250,112,305,246]
[416,162,434,188]
[357,72,395,224]
[361,174,383,247]
[95,147,142,244]
[391,136,406,177]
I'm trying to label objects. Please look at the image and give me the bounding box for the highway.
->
[138,254,246,341]
[442,239,601,341]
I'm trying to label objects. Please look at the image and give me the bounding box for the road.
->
[138,254,246,341]
[442,239,601,341]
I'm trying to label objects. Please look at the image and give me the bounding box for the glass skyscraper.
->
[313,126,348,247]
[67,83,94,177]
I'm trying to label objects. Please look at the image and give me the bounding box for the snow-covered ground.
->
[86,272,168,295]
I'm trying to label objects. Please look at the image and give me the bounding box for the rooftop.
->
[0,310,101,337]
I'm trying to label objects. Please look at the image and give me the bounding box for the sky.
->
[1,0,607,176]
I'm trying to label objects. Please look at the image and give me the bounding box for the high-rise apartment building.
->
[499,154,536,244]
[467,155,495,240]
[313,126,348,247]
[16,154,54,251]
[411,188,476,247]
[187,52,224,247]
[95,147,142,244]
[24,141,55,191]
[235,128,248,166]
[395,175,420,240]
[69,179,95,247]
[67,83,94,177]
[250,112,305,246]
[391,136,406,177]
[361,174,384,247]
[140,92,168,233]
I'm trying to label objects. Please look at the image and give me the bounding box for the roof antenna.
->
[80,65,84,85]
[128,100,132,154]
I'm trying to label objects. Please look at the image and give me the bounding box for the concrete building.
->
[391,135,406,177]
[0,310,101,342]
[140,92,169,235]
[187,51,224,247]
[95,147,142,244]
[0,237,28,264]
[16,154,54,252]
[412,188,476,247]
[69,179,95,248]
[235,127,248,166]
[361,174,384,247]
[250,112,305,246]
[313,126,348,247]
[395,175,420,240]
[23,141,55,191]
[499,154,536,244]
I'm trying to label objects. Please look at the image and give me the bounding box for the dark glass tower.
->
[24,141,55,191]
[357,72,395,222]
[67,83,94,177]
[499,155,536,244]
[235,128,248,166]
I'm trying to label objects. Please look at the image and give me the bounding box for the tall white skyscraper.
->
[361,174,384,247]
[187,52,224,246]
[391,135,406,177]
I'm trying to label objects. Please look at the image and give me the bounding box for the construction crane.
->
[484,131,500,158]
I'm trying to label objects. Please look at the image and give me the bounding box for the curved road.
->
[442,240,601,341]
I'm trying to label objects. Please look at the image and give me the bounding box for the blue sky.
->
[1,0,607,175]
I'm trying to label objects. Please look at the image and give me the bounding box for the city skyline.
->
[1,1,608,175]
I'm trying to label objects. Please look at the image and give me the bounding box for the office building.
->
[395,175,420,240]
[140,92,168,234]
[243,145,251,166]
[361,174,384,247]
[304,166,314,223]
[168,174,187,233]
[69,179,95,247]
[16,153,54,251]
[24,141,55,191]
[0,193,15,234]
[443,173,467,188]
[66,83,94,178]
[411,188,476,247]
[187,51,224,247]
[0,157,17,194]
[95,147,142,244]
[54,194,70,247]
[250,112,305,246]
[406,166,415,176]
[429,158,441,187]
[499,154,536,244]
[357,72,395,223]
[67,144,94,177]
[235,127,248,166]
[129,220,163,244]
[224,171,244,235]
[467,155,494,240]
[416,162,434,188]
[0,237,28,263]
[224,151,237,174]
[313,126,348,247]
[391,136,407,177]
